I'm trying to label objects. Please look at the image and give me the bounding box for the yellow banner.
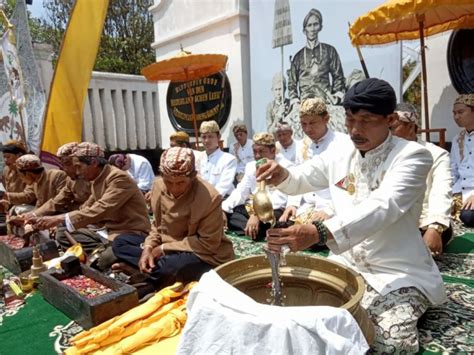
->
[40,0,109,164]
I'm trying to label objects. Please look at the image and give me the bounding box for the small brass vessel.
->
[253,181,275,226]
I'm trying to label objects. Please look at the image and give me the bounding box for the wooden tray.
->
[39,265,139,329]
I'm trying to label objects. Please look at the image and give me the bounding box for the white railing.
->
[83,71,162,151]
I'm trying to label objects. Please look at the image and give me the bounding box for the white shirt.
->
[295,129,350,164]
[231,139,254,174]
[419,140,452,228]
[450,129,474,201]
[222,155,291,213]
[198,148,237,197]
[127,154,155,191]
[276,139,299,163]
[277,134,446,305]
[289,129,351,212]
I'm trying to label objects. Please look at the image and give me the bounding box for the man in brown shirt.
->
[1,140,28,194]
[112,147,235,292]
[0,140,34,213]
[5,154,67,209]
[33,142,91,216]
[3,154,67,236]
[35,142,151,267]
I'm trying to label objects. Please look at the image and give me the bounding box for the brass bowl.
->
[215,254,375,345]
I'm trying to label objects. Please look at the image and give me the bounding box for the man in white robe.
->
[223,133,290,241]
[230,123,254,183]
[198,120,237,198]
[274,122,299,163]
[257,78,446,353]
[280,98,351,225]
[450,94,474,227]
[391,107,453,255]
[108,153,155,193]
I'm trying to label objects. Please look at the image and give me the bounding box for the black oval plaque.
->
[447,29,474,94]
[166,72,232,135]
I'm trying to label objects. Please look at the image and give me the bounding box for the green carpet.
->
[0,291,71,355]
[0,230,472,354]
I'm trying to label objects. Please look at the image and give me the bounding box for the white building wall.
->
[149,0,251,148]
[426,32,461,143]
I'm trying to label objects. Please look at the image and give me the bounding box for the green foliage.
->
[403,59,422,116]
[31,0,155,75]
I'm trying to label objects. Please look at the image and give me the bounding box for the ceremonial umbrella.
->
[349,0,474,141]
[141,48,228,146]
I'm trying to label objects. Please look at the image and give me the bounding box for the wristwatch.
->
[427,223,445,234]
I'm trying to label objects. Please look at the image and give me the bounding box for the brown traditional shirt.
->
[68,165,150,240]
[7,169,67,207]
[35,177,91,216]
[144,177,235,267]
[3,165,27,193]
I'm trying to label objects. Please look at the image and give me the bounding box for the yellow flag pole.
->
[40,0,109,165]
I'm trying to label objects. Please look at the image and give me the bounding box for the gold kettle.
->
[253,159,275,226]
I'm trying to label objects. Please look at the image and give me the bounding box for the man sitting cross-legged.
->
[222,133,291,241]
[258,78,446,353]
[33,142,150,269]
[112,147,235,293]
[391,107,453,256]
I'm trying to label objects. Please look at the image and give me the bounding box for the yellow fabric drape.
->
[40,0,109,158]
[66,282,195,355]
[97,305,187,355]
[132,334,182,355]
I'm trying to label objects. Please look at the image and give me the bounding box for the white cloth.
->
[418,140,452,228]
[126,154,154,191]
[277,134,446,305]
[450,129,474,201]
[65,213,75,232]
[231,139,254,174]
[276,139,299,163]
[198,148,237,197]
[177,270,369,355]
[222,155,291,213]
[288,130,351,212]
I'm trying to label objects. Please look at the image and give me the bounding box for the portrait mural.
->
[250,0,402,138]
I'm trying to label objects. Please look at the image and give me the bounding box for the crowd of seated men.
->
[0,78,472,353]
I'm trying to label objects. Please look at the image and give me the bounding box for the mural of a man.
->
[266,72,290,134]
[287,8,345,108]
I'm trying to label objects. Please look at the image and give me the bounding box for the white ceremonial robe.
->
[450,129,474,202]
[222,155,291,213]
[419,140,452,228]
[289,129,352,213]
[230,139,254,174]
[127,154,155,191]
[276,139,299,163]
[277,134,446,305]
[198,148,237,197]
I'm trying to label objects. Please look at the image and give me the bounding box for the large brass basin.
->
[215,254,375,345]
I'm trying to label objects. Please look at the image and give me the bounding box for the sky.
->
[29,0,45,18]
